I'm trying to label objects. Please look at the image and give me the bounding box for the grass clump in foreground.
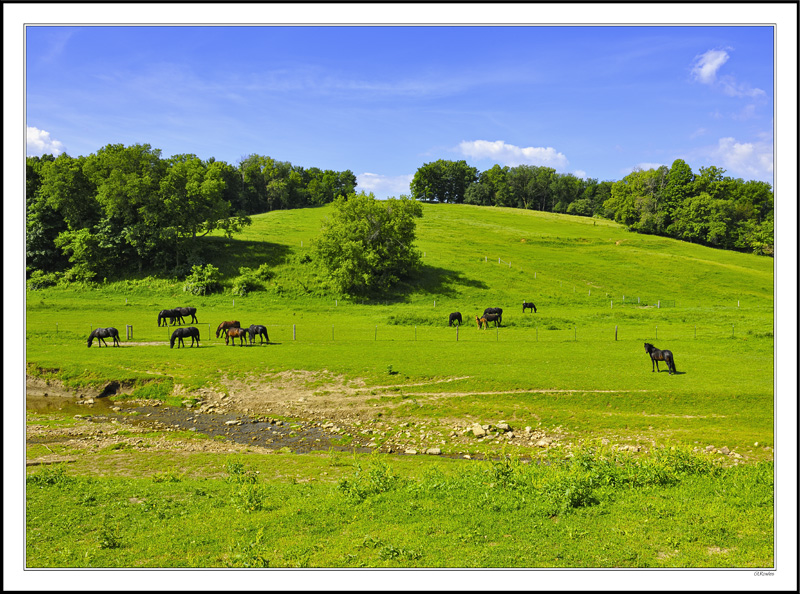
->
[26,447,773,568]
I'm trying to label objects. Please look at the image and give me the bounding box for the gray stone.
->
[426,448,442,455]
[471,425,487,438]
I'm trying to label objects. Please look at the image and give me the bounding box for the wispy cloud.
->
[457,140,569,169]
[621,162,665,176]
[357,172,413,198]
[691,48,730,84]
[26,126,65,156]
[690,48,765,98]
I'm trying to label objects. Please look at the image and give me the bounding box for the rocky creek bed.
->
[25,374,758,466]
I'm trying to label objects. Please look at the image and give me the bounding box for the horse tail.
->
[668,353,677,373]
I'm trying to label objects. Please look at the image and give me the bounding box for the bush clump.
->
[183,264,222,295]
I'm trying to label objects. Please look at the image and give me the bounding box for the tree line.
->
[410,159,774,256]
[26,144,357,282]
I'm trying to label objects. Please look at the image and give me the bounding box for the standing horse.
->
[475,316,488,329]
[158,309,181,326]
[522,301,537,313]
[171,327,200,348]
[448,312,463,327]
[226,327,248,346]
[216,320,240,338]
[483,307,503,325]
[644,343,677,375]
[248,324,270,345]
[482,312,501,327]
[176,307,198,324]
[87,327,120,347]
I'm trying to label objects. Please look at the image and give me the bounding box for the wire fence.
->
[43,320,772,345]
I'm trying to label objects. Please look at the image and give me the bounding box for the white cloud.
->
[572,170,588,180]
[457,140,568,169]
[711,137,773,180]
[691,49,730,84]
[690,48,765,98]
[356,172,413,199]
[26,126,65,156]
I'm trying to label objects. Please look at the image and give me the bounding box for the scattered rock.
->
[470,425,487,438]
[425,448,442,455]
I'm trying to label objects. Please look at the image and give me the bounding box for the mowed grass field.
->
[24,203,777,570]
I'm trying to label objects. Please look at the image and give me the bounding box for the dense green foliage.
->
[313,193,424,296]
[409,159,773,256]
[25,146,357,281]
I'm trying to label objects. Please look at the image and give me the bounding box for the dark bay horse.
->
[644,343,677,375]
[88,327,120,347]
[171,327,200,348]
[176,307,198,324]
[158,309,181,326]
[523,301,537,313]
[248,324,270,345]
[216,320,240,338]
[482,312,501,327]
[483,307,503,325]
[448,312,463,327]
[226,327,248,346]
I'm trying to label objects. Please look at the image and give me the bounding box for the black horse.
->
[226,327,248,346]
[522,301,537,313]
[248,324,270,345]
[88,327,120,348]
[482,312,501,327]
[176,307,198,324]
[644,343,677,375]
[448,312,463,327]
[171,327,200,348]
[158,309,181,326]
[483,307,503,325]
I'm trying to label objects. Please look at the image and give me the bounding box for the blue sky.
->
[26,25,775,198]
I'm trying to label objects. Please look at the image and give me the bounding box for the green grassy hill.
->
[24,203,776,569]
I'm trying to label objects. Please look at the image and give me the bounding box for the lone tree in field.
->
[314,192,423,296]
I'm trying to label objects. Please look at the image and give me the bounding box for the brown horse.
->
[475,316,487,329]
[216,320,240,338]
[225,327,248,346]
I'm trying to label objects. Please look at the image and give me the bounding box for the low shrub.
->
[183,264,222,296]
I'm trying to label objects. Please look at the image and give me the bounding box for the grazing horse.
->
[226,327,248,346]
[482,312,501,327]
[448,312,463,327]
[522,301,537,313]
[483,307,503,325]
[175,307,198,324]
[158,309,181,326]
[475,316,487,329]
[248,324,269,345]
[644,343,677,375]
[171,327,200,349]
[216,320,240,338]
[87,327,120,348]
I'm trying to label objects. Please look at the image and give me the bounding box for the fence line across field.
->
[59,321,769,344]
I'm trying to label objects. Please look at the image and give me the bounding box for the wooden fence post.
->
[615,325,618,341]
[293,324,296,341]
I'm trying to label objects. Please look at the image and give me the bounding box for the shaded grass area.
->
[26,449,773,568]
